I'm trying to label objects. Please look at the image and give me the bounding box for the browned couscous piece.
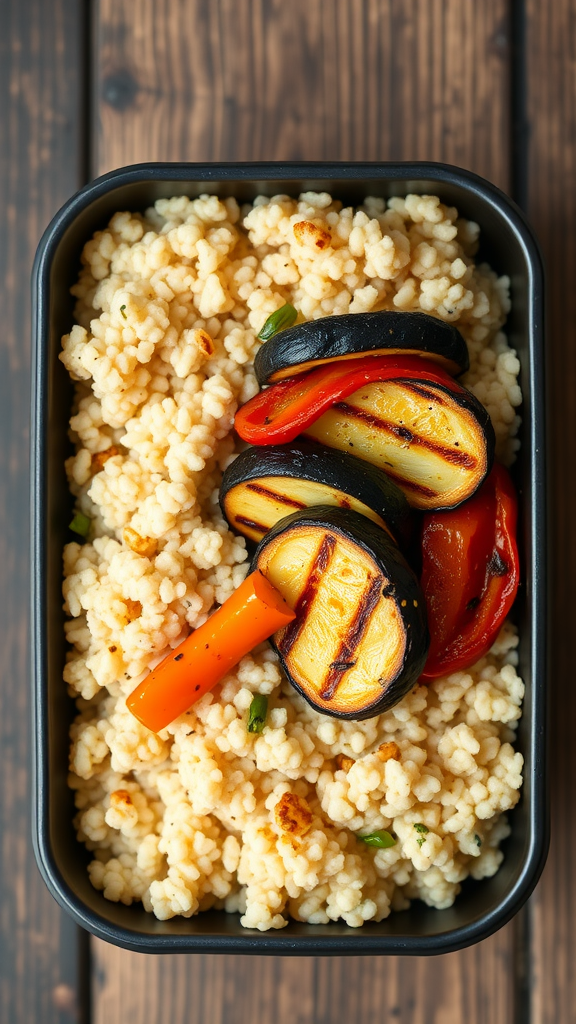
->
[110,789,133,808]
[336,754,355,772]
[122,599,142,624]
[90,445,121,474]
[196,329,215,358]
[123,527,158,559]
[293,220,332,250]
[274,792,313,837]
[376,741,401,763]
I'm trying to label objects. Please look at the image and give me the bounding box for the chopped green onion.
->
[120,304,127,319]
[247,694,268,733]
[474,833,482,848]
[257,303,297,341]
[357,829,396,849]
[69,512,91,538]
[414,822,429,847]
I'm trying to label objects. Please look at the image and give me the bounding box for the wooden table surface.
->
[1,1,572,1021]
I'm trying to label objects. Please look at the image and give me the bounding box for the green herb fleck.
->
[475,833,482,848]
[247,694,268,733]
[357,829,396,850]
[414,823,429,848]
[69,512,91,538]
[120,304,127,319]
[257,303,297,341]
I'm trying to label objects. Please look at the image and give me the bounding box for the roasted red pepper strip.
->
[420,462,519,679]
[235,354,461,445]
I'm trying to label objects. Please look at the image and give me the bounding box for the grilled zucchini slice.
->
[254,310,470,384]
[220,440,412,545]
[252,506,429,720]
[303,376,494,511]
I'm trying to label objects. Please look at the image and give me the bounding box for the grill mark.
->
[277,533,336,656]
[319,573,384,701]
[375,466,438,499]
[397,380,447,404]
[245,481,307,509]
[333,400,477,469]
[235,515,268,533]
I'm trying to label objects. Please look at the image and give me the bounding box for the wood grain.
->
[89,3,520,1023]
[0,1,87,1022]
[525,2,576,1021]
[93,925,516,1024]
[94,0,511,190]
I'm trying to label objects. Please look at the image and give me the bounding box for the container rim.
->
[31,160,548,955]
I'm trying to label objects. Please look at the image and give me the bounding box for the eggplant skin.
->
[254,310,470,384]
[220,440,413,547]
[251,506,429,721]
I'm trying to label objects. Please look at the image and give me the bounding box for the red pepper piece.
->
[420,462,519,679]
[234,354,462,445]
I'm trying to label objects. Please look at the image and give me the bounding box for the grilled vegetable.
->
[127,571,295,732]
[252,507,429,720]
[220,440,412,546]
[254,310,470,384]
[235,354,459,446]
[420,462,519,678]
[304,374,494,511]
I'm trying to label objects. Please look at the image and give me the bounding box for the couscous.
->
[60,191,524,930]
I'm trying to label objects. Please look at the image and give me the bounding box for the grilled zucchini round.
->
[252,506,429,720]
[304,376,495,511]
[254,310,470,384]
[220,440,412,545]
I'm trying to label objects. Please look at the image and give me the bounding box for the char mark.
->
[487,550,508,576]
[380,466,438,499]
[278,533,337,656]
[394,425,414,442]
[320,573,384,701]
[243,481,307,509]
[235,515,268,533]
[398,380,447,404]
[333,399,476,469]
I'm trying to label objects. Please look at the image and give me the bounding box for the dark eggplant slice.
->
[220,440,412,546]
[254,310,470,384]
[303,376,494,511]
[252,506,429,720]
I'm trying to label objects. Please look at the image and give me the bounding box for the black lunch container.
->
[31,162,548,955]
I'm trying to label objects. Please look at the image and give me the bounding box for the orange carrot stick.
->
[126,570,295,732]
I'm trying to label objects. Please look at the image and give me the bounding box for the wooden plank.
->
[525,2,576,1022]
[93,926,515,1024]
[95,0,511,191]
[91,2,518,1022]
[0,1,87,1022]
